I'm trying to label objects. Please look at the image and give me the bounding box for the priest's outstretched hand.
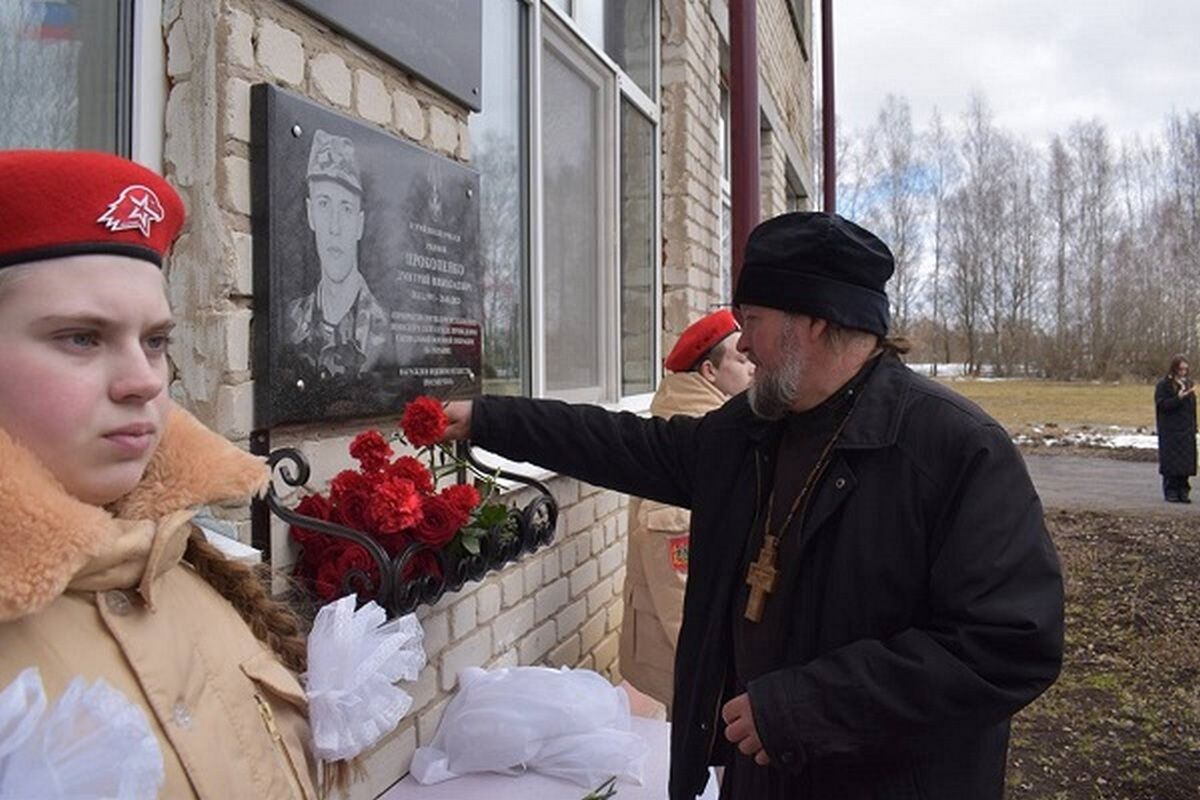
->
[443,400,473,442]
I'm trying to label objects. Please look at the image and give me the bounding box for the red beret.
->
[665,309,740,372]
[0,150,185,270]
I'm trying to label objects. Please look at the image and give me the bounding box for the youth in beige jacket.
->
[619,372,730,712]
[0,408,318,799]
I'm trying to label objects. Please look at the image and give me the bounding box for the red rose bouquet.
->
[290,397,514,602]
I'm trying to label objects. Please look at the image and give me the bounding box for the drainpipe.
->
[729,0,759,296]
[821,0,835,212]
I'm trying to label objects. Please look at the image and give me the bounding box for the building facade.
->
[1,0,814,795]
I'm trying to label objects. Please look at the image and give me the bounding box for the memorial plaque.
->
[283,0,482,111]
[252,85,482,428]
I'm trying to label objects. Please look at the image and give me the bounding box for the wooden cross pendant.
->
[744,534,779,622]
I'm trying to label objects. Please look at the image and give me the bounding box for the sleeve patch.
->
[668,535,689,574]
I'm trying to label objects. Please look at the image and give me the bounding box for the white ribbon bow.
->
[306,596,427,761]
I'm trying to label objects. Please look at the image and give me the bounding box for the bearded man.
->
[440,212,1064,800]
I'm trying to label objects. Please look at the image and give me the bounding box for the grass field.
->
[935,379,1157,432]
[1008,510,1200,799]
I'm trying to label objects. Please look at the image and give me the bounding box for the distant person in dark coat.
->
[438,212,1064,800]
[1155,354,1196,503]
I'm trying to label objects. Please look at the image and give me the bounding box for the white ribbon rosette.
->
[306,595,427,761]
[0,668,163,799]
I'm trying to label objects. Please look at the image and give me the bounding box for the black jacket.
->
[1155,376,1197,477]
[471,355,1064,800]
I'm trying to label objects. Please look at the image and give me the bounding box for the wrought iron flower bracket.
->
[265,444,558,618]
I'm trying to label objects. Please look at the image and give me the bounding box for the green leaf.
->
[474,503,510,529]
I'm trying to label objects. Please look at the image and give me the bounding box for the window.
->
[471,0,528,396]
[474,0,660,404]
[620,100,655,395]
[541,29,612,401]
[719,81,733,302]
[0,1,135,153]
[787,179,805,213]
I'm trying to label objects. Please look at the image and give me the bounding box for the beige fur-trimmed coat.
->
[0,407,318,799]
[618,372,729,714]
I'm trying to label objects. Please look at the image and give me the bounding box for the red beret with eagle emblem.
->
[0,150,185,270]
[664,308,740,372]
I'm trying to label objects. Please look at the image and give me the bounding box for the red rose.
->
[400,396,449,448]
[349,429,394,473]
[336,544,381,598]
[367,475,424,534]
[291,493,335,568]
[375,531,411,557]
[440,484,481,516]
[414,494,468,548]
[401,549,443,582]
[291,492,331,541]
[313,547,347,601]
[329,470,373,531]
[386,455,434,494]
[314,544,381,601]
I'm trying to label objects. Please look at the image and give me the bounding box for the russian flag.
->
[28,1,78,41]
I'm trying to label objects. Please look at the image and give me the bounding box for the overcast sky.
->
[826,1,1200,148]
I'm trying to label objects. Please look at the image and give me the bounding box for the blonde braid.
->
[184,531,357,795]
[184,531,308,673]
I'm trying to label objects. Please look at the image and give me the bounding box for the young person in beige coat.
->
[619,310,754,716]
[0,150,322,798]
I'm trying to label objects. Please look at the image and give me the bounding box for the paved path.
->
[1023,453,1199,515]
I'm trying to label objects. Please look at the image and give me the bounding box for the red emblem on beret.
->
[664,309,740,372]
[97,185,166,238]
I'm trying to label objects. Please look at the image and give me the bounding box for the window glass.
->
[0,0,131,152]
[620,101,655,395]
[471,0,527,395]
[719,83,733,300]
[604,0,655,97]
[542,41,602,396]
[571,0,655,99]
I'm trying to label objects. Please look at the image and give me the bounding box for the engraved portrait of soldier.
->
[283,129,391,382]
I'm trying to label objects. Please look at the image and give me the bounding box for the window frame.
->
[131,0,166,168]
[523,0,661,407]
[536,12,620,403]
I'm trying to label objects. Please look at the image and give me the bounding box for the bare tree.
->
[1044,136,1075,376]
[923,108,960,371]
[834,119,876,223]
[949,95,1007,375]
[1161,112,1200,362]
[841,92,1198,381]
[866,95,923,334]
[1068,121,1116,377]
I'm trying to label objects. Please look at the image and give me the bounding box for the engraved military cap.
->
[306,129,362,194]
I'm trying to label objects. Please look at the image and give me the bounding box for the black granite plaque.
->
[283,0,482,111]
[252,85,482,428]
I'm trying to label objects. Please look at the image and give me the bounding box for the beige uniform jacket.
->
[0,408,318,799]
[618,372,728,712]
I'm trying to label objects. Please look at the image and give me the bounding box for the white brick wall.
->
[354,68,392,125]
[393,88,426,141]
[256,19,304,86]
[427,106,459,156]
[310,52,351,107]
[226,8,255,69]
